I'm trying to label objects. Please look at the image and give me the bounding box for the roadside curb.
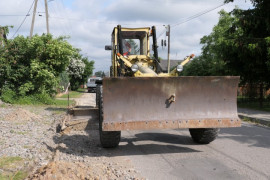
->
[238,114,270,127]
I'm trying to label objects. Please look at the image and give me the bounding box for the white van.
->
[87,77,102,93]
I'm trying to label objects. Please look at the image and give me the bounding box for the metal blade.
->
[102,76,240,131]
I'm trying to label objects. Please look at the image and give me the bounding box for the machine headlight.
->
[131,64,139,72]
[176,65,183,72]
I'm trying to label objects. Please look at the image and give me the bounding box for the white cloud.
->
[0,0,253,73]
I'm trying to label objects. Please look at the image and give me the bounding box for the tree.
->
[186,0,270,107]
[67,58,85,90]
[81,58,94,83]
[223,0,270,107]
[182,10,232,76]
[95,71,105,77]
[67,56,95,90]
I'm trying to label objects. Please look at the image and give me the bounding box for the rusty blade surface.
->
[102,76,240,131]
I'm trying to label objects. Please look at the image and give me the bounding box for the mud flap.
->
[102,76,240,131]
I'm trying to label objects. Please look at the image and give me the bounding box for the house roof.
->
[159,59,184,72]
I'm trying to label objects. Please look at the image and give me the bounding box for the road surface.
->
[74,92,270,180]
[117,123,270,180]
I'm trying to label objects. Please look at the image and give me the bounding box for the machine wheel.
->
[96,85,100,107]
[98,86,121,148]
[110,66,113,77]
[189,128,219,144]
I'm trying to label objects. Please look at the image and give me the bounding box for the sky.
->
[0,0,253,73]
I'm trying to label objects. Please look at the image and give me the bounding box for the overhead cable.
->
[11,0,35,38]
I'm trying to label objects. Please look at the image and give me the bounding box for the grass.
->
[58,91,83,98]
[238,101,270,112]
[77,88,85,92]
[53,99,76,107]
[0,171,28,180]
[0,157,28,180]
[0,156,23,168]
[240,116,270,127]
[57,88,85,98]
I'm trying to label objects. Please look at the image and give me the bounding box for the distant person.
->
[123,39,131,56]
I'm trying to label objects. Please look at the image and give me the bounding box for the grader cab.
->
[96,25,240,148]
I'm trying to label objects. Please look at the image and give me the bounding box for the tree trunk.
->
[259,83,263,108]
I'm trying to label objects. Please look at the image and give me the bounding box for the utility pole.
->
[166,24,171,73]
[30,0,38,38]
[44,0,49,34]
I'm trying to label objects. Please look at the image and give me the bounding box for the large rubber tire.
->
[98,86,121,148]
[96,85,100,107]
[110,66,113,77]
[189,128,220,144]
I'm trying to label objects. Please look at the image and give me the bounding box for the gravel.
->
[0,103,65,178]
[0,94,144,180]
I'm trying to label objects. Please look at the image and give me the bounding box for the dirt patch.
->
[4,108,42,122]
[30,160,142,180]
[28,129,144,180]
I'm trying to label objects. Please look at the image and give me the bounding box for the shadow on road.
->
[219,123,270,148]
[45,107,67,113]
[49,130,200,158]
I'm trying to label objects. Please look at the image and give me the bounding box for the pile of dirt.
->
[29,160,141,180]
[4,108,42,122]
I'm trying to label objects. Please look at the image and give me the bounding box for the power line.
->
[11,0,35,38]
[171,3,225,27]
[157,28,166,40]
[157,3,226,40]
[0,15,30,17]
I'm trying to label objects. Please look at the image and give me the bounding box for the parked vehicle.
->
[87,77,102,93]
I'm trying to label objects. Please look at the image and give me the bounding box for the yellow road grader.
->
[96,25,240,148]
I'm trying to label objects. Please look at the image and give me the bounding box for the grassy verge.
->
[0,91,76,107]
[240,116,270,127]
[238,101,270,112]
[57,88,85,99]
[53,99,76,107]
[58,91,83,99]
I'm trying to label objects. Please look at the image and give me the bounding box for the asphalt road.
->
[102,122,270,180]
[77,92,270,180]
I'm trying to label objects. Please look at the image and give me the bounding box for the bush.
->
[0,34,77,99]
[0,31,95,104]
[0,88,16,104]
[0,88,55,105]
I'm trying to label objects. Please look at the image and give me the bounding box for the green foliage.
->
[0,88,16,104]
[221,0,270,86]
[0,34,74,97]
[182,56,227,76]
[0,30,94,104]
[67,56,94,91]
[95,71,105,77]
[81,58,94,83]
[0,88,55,105]
[185,3,270,86]
[182,10,232,76]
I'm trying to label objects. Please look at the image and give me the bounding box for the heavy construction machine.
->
[96,25,240,148]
